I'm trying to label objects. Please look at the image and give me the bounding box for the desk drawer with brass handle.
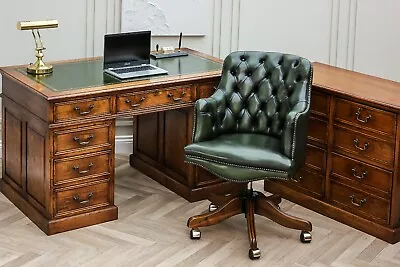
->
[331,152,392,196]
[54,180,111,217]
[330,181,390,224]
[53,122,113,156]
[54,96,112,123]
[54,151,112,186]
[333,125,394,169]
[117,86,193,113]
[334,98,396,136]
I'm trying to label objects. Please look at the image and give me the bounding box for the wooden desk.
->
[265,62,400,243]
[0,49,239,235]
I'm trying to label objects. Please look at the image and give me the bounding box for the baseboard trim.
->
[115,135,133,156]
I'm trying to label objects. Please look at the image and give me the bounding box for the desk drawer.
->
[311,90,329,116]
[308,116,328,144]
[55,180,111,217]
[331,153,392,195]
[288,168,325,198]
[304,144,326,172]
[53,122,113,156]
[333,126,394,168]
[54,97,112,123]
[54,151,112,186]
[117,86,193,112]
[330,181,390,224]
[334,98,396,136]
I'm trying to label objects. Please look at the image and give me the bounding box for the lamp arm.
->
[31,29,44,50]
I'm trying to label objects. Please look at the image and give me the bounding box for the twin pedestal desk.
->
[1,49,400,243]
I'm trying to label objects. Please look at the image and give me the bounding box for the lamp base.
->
[27,58,53,75]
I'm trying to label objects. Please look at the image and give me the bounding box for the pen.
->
[178,32,182,52]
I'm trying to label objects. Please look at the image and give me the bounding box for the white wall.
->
[1,0,399,155]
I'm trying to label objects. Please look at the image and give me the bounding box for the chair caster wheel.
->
[190,228,201,240]
[248,248,261,260]
[209,203,218,212]
[300,231,312,243]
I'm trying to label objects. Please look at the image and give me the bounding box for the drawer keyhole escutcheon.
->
[73,192,94,205]
[72,162,94,175]
[353,138,369,151]
[350,195,367,207]
[73,134,94,146]
[355,107,372,123]
[125,96,145,108]
[351,167,368,180]
[74,104,95,116]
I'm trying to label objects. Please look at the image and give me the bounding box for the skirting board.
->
[115,135,133,156]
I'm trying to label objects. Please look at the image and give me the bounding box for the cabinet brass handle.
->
[72,162,94,175]
[125,97,145,108]
[73,134,94,145]
[74,104,94,115]
[167,92,185,101]
[291,176,303,183]
[353,138,369,151]
[73,192,94,205]
[355,108,372,123]
[349,195,367,207]
[352,167,368,180]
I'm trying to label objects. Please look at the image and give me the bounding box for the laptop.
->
[103,31,168,79]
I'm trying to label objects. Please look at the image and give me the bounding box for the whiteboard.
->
[121,0,208,36]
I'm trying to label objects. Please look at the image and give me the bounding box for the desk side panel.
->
[2,75,50,122]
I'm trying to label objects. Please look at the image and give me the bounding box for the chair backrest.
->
[212,51,312,139]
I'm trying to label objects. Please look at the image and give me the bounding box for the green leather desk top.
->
[17,53,222,92]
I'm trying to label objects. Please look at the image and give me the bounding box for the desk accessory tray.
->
[150,51,189,59]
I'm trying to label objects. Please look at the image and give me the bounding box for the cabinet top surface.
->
[313,62,400,111]
[0,48,223,100]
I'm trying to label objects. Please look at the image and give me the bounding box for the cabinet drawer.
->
[331,153,392,195]
[334,98,396,136]
[333,126,394,168]
[54,97,112,123]
[311,90,329,116]
[286,168,325,198]
[54,151,112,186]
[117,86,193,113]
[330,181,390,224]
[55,181,111,217]
[304,144,326,172]
[53,122,113,156]
[308,116,328,144]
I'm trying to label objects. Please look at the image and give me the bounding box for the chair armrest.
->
[192,89,225,143]
[282,101,310,169]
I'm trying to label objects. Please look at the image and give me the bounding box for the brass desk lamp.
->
[17,20,59,75]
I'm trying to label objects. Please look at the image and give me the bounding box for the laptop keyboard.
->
[113,65,156,74]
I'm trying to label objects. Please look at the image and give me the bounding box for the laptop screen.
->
[103,31,151,68]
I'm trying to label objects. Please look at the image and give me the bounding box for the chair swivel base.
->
[187,190,312,260]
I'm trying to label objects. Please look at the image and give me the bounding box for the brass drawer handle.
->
[353,138,369,151]
[125,97,145,108]
[73,192,94,205]
[73,134,94,146]
[72,162,94,175]
[352,167,368,180]
[291,175,303,183]
[355,108,372,123]
[167,91,185,101]
[349,194,367,207]
[74,103,94,115]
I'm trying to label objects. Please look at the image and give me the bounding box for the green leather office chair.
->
[184,51,313,260]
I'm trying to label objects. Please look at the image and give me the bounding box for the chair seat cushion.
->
[184,134,292,182]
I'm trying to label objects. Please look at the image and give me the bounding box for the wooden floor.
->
[1,155,400,266]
